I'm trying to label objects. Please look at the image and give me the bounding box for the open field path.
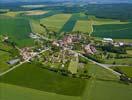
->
[0,48,50,77]
[68,49,121,77]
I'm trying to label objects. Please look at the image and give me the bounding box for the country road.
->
[0,48,50,77]
[69,49,121,77]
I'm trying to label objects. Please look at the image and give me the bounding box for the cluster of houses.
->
[52,34,97,55]
[84,44,97,55]
[20,47,35,61]
[103,38,132,47]
[52,34,82,47]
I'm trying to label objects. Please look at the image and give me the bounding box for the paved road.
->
[69,49,121,77]
[0,48,49,77]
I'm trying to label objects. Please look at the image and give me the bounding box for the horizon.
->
[1,0,132,4]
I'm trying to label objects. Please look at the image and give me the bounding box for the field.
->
[30,20,46,34]
[73,20,93,33]
[21,5,46,8]
[1,11,22,17]
[104,58,132,65]
[24,10,48,16]
[0,51,11,72]
[0,17,34,47]
[92,23,132,39]
[0,61,132,100]
[0,83,81,100]
[111,66,132,77]
[40,14,72,32]
[0,62,86,96]
[82,80,132,100]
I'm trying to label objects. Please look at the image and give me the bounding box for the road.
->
[69,49,121,77]
[0,48,50,77]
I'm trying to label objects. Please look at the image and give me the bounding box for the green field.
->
[111,66,132,77]
[0,62,86,96]
[40,14,72,32]
[0,17,34,47]
[92,23,132,39]
[0,61,132,100]
[104,58,132,65]
[30,20,46,34]
[0,42,14,72]
[82,80,132,100]
[73,20,93,33]
[0,83,81,100]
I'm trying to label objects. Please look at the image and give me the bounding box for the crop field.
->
[0,83,81,100]
[30,20,46,34]
[0,17,34,47]
[104,58,132,65]
[73,20,93,33]
[0,51,11,73]
[1,11,23,17]
[24,10,48,16]
[0,61,132,100]
[82,80,132,100]
[88,16,129,25]
[40,14,72,32]
[111,66,132,77]
[0,62,86,96]
[92,23,132,39]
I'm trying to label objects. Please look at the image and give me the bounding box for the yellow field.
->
[25,10,48,16]
[30,20,46,34]
[2,11,22,17]
[73,20,93,34]
[40,14,72,32]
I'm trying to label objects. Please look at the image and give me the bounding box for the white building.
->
[103,38,113,43]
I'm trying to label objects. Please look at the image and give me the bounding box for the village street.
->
[0,48,50,77]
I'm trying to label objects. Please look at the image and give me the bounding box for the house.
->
[103,38,113,43]
[7,59,20,65]
[52,41,59,47]
[29,33,39,39]
[84,44,97,54]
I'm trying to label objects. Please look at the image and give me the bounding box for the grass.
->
[111,66,132,77]
[0,62,86,96]
[68,60,78,74]
[104,58,132,65]
[24,10,48,16]
[40,14,72,32]
[73,20,93,33]
[0,17,34,47]
[0,42,14,73]
[0,51,11,73]
[30,20,46,34]
[86,62,118,80]
[88,15,129,25]
[0,83,81,100]
[82,80,132,100]
[92,23,132,39]
[127,50,132,55]
[1,11,22,17]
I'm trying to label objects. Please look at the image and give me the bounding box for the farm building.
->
[7,59,20,65]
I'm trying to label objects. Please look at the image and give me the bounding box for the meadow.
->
[0,62,86,96]
[30,20,46,34]
[40,14,72,32]
[111,66,132,77]
[92,23,132,39]
[0,83,81,100]
[0,61,132,100]
[0,17,34,47]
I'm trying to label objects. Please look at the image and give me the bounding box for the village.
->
[0,32,132,78]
